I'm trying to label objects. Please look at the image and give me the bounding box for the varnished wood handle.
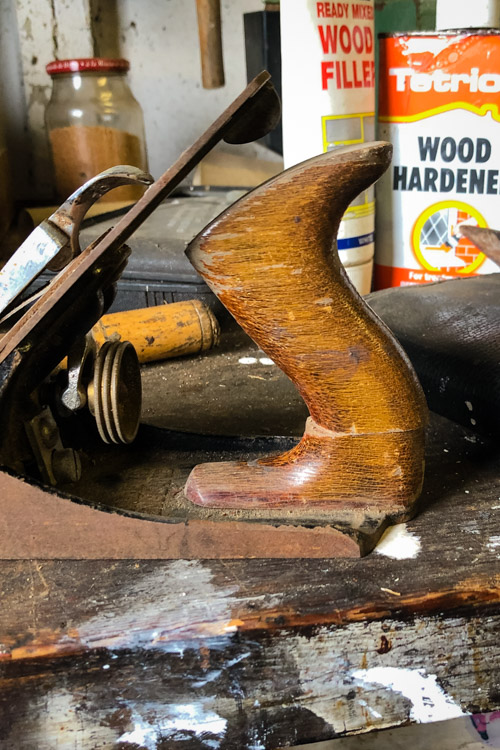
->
[195,0,225,89]
[184,143,429,521]
[188,143,427,435]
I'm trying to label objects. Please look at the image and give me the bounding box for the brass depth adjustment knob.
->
[87,340,142,445]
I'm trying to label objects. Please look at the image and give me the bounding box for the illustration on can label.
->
[375,32,500,289]
[412,201,487,278]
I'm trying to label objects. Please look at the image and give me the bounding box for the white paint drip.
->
[119,705,227,749]
[33,687,118,748]
[375,523,421,559]
[353,667,464,723]
[359,698,383,719]
[75,561,238,652]
[120,722,157,749]
[238,356,275,366]
[191,653,251,689]
[290,617,479,736]
[487,535,500,552]
[439,376,449,393]
[465,401,473,411]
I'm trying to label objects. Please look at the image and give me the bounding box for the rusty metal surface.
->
[1,396,497,560]
[0,469,360,559]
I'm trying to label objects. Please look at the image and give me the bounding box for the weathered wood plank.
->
[0,591,498,748]
[0,349,498,747]
[0,453,498,750]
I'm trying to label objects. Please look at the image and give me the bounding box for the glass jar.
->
[45,58,148,202]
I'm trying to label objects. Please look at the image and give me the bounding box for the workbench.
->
[0,330,498,748]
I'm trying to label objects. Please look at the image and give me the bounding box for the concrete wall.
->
[0,0,31,201]
[91,0,262,183]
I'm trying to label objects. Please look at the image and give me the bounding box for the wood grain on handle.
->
[196,0,225,89]
[185,143,429,518]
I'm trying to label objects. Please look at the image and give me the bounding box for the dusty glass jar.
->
[45,58,148,202]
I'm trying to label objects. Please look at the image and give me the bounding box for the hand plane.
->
[0,73,429,559]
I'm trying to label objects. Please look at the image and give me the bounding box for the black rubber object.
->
[367,274,500,438]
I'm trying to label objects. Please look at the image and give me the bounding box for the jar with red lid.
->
[45,58,148,202]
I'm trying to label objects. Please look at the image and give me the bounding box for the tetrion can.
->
[375,31,500,289]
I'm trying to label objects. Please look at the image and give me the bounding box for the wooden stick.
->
[195,0,225,89]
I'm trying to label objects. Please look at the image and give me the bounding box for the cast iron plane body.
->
[0,76,429,558]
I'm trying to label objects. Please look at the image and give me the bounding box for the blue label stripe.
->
[337,232,374,250]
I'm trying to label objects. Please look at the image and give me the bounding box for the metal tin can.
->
[375,31,500,289]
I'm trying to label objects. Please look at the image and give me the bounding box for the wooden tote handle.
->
[185,143,429,531]
[195,0,225,89]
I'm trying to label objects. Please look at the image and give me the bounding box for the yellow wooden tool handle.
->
[92,300,220,364]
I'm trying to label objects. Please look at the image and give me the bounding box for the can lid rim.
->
[378,29,500,38]
[46,58,130,75]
